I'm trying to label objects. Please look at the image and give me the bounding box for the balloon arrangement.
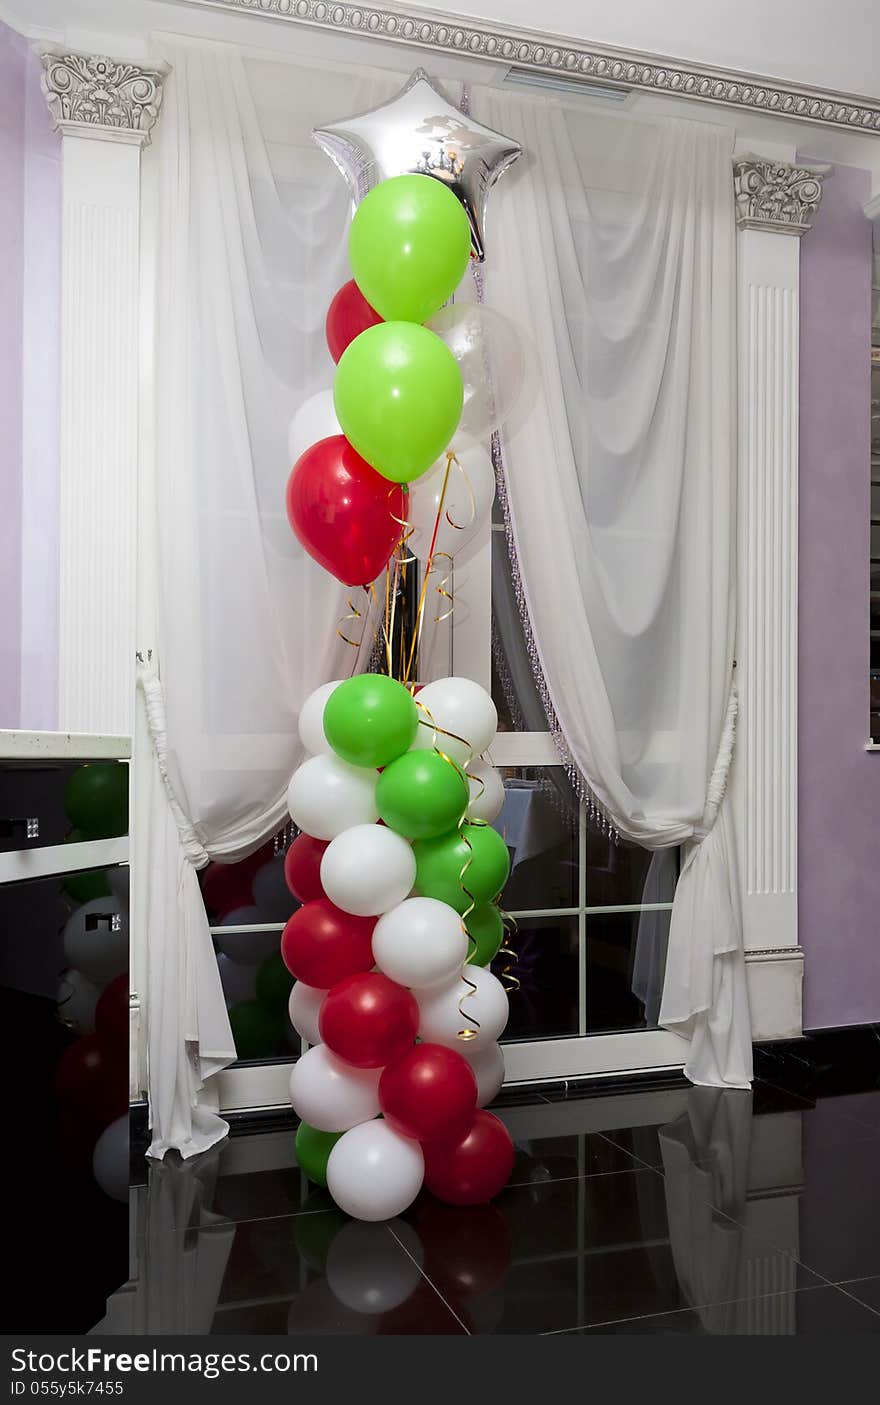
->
[278,73,525,1222]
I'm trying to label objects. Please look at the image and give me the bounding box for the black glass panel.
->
[0,758,128,851]
[0,865,129,1332]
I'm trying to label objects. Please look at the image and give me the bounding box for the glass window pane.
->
[496,765,579,912]
[497,913,579,1042]
[585,833,678,909]
[584,908,671,1034]
[200,845,298,1065]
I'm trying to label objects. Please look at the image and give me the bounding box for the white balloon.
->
[92,1116,129,1203]
[411,676,498,766]
[428,302,529,440]
[466,757,505,823]
[288,388,340,466]
[372,897,467,989]
[298,679,343,756]
[326,1121,424,1223]
[321,824,415,917]
[326,1220,423,1313]
[63,899,128,986]
[406,437,495,563]
[461,1041,506,1107]
[56,968,100,1034]
[417,964,509,1051]
[288,980,326,1046]
[289,1045,380,1132]
[287,755,378,841]
[216,952,258,1005]
[215,906,280,965]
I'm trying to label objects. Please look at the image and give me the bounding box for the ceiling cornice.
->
[170,0,880,134]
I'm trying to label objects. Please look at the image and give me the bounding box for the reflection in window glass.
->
[494,913,579,1042]
[584,908,672,1034]
[200,842,298,1064]
[586,832,678,909]
[496,764,579,913]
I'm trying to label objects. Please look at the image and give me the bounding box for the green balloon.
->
[64,763,129,839]
[323,674,418,768]
[349,174,472,324]
[334,321,463,484]
[413,823,511,914]
[465,903,505,967]
[62,828,111,902]
[376,750,468,840]
[229,999,284,1060]
[295,1122,344,1189]
[255,950,294,1017]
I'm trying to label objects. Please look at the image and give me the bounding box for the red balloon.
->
[319,972,418,1069]
[325,279,383,363]
[415,1200,512,1296]
[55,1034,126,1128]
[379,1043,477,1143]
[281,898,375,989]
[201,840,275,917]
[284,833,329,903]
[286,436,405,587]
[95,973,129,1054]
[423,1110,515,1206]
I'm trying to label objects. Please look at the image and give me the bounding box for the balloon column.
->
[281,75,522,1222]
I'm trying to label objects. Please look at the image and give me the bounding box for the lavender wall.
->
[799,161,880,1028]
[0,26,26,727]
[0,22,60,731]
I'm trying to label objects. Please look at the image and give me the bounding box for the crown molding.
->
[170,0,880,134]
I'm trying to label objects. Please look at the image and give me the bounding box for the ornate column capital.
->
[732,154,829,236]
[39,46,169,147]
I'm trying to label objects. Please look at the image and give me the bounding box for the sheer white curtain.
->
[138,41,399,1157]
[475,91,751,1087]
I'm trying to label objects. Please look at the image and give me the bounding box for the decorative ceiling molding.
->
[732,156,829,236]
[40,46,169,146]
[173,0,880,134]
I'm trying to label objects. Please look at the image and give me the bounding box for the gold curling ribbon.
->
[427,550,456,624]
[445,452,477,532]
[337,590,368,652]
[496,907,521,995]
[403,451,457,684]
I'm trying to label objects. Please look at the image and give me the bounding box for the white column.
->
[730,154,827,1039]
[40,48,168,736]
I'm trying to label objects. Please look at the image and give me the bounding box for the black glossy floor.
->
[100,1031,880,1336]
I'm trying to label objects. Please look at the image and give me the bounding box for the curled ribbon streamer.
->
[427,550,456,624]
[413,700,473,759]
[445,453,477,532]
[496,908,521,995]
[387,491,419,565]
[337,590,368,654]
[403,450,457,684]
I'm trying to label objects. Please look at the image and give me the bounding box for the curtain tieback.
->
[691,684,738,843]
[137,660,210,868]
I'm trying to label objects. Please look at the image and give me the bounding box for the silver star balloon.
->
[313,68,521,261]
